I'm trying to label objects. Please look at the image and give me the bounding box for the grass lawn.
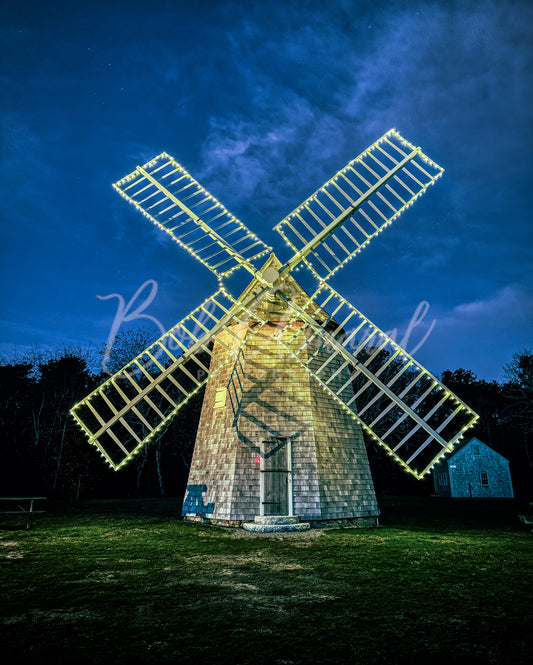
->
[1,496,531,665]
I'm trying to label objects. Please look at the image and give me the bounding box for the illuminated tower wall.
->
[183,255,379,526]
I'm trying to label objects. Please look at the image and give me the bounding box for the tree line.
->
[0,333,203,500]
[0,335,531,501]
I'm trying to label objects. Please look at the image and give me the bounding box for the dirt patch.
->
[183,551,310,571]
[0,539,23,559]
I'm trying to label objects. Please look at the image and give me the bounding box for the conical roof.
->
[236,253,329,325]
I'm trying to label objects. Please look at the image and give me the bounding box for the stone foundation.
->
[184,514,379,529]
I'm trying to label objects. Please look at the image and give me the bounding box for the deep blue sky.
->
[1,0,532,381]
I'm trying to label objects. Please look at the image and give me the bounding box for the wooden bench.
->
[0,497,46,529]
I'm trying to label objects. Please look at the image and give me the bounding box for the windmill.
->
[71,129,478,531]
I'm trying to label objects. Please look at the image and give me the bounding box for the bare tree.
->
[504,349,533,430]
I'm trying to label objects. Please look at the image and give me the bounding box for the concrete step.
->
[243,522,311,533]
[253,515,300,525]
[242,515,311,533]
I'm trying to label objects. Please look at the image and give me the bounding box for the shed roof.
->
[446,437,510,463]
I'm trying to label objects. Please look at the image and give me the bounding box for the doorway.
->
[260,437,292,516]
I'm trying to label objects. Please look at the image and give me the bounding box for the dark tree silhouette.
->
[99,327,205,497]
[503,350,533,431]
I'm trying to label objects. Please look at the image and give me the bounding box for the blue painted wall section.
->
[182,484,215,517]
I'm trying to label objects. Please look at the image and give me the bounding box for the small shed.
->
[433,437,514,498]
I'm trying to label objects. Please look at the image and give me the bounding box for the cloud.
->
[183,1,530,233]
[339,3,532,121]
[0,115,61,208]
[416,283,533,380]
[441,285,533,329]
[197,96,331,209]
[2,0,531,383]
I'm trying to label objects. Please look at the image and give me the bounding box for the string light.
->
[274,129,444,282]
[113,154,272,281]
[270,302,478,479]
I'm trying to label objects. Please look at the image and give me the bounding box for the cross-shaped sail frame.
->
[71,129,478,478]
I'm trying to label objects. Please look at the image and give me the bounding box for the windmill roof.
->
[236,253,330,325]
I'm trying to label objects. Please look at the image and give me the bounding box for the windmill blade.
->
[114,153,271,279]
[70,289,266,470]
[276,285,478,478]
[275,129,444,282]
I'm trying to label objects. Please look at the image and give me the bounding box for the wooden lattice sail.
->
[71,290,266,469]
[278,285,478,479]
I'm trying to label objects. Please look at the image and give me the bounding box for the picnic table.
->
[0,497,46,529]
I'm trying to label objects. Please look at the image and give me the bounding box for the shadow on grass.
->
[377,495,525,532]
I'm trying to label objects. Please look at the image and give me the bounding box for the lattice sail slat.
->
[70,290,265,469]
[113,153,271,278]
[275,129,444,282]
[277,285,478,478]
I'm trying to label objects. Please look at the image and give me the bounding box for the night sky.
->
[2,0,532,382]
